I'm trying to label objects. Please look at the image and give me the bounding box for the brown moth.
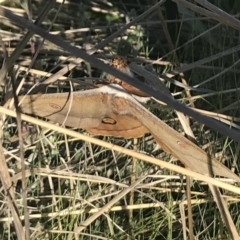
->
[7,84,240,181]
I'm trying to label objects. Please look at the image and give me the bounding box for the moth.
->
[6,84,240,181]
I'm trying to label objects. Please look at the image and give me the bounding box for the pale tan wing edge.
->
[116,96,240,181]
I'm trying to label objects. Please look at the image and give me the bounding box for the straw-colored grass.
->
[0,0,240,239]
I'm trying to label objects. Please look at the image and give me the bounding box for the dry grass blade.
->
[186,176,194,240]
[194,0,240,31]
[170,45,240,77]
[9,70,30,239]
[159,73,213,93]
[173,0,240,32]
[129,63,195,139]
[0,144,24,239]
[172,0,219,22]
[153,0,195,109]
[73,175,147,235]
[209,185,240,239]
[28,0,166,94]
[0,0,56,85]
